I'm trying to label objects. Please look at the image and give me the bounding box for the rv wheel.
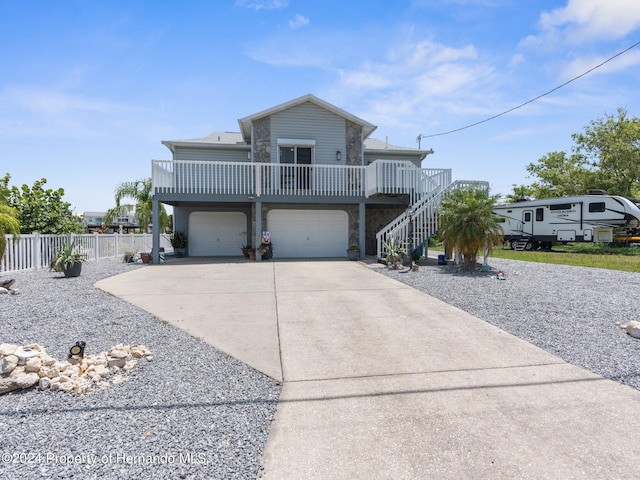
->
[510,240,519,250]
[524,242,533,250]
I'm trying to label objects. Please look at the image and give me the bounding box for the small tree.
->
[8,177,80,234]
[438,187,503,271]
[104,178,169,233]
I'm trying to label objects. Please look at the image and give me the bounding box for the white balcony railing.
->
[153,160,367,197]
[153,160,450,199]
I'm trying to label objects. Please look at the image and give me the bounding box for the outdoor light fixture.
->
[68,341,86,358]
[336,150,342,161]
[247,151,252,160]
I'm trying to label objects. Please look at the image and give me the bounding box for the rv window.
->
[589,202,605,213]
[550,203,572,211]
[524,212,532,222]
[495,217,506,223]
[536,208,544,221]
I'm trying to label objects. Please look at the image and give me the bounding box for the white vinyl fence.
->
[1,233,172,273]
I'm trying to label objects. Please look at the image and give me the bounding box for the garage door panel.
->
[189,212,246,256]
[268,210,348,258]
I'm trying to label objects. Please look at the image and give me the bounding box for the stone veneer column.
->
[252,117,271,163]
[345,120,362,166]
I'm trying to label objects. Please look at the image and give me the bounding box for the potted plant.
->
[347,243,360,261]
[50,242,87,277]
[382,237,404,270]
[241,244,253,258]
[171,231,187,257]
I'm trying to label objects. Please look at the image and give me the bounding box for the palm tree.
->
[104,178,168,233]
[437,187,503,271]
[0,205,20,263]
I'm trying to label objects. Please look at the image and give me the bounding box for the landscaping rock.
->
[0,342,151,395]
[0,355,18,374]
[617,320,640,339]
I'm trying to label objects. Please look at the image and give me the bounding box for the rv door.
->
[522,210,533,236]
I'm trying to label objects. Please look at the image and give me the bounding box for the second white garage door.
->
[188,212,246,256]
[267,209,348,258]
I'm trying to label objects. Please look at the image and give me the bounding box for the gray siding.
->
[174,146,249,163]
[364,152,421,168]
[270,102,346,165]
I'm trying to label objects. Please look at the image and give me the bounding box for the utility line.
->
[421,39,640,139]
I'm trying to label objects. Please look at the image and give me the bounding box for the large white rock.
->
[624,320,640,339]
[0,343,18,356]
[39,366,60,379]
[25,357,42,373]
[0,355,18,374]
[0,369,40,394]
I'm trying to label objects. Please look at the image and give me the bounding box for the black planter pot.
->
[63,262,82,278]
[347,249,359,261]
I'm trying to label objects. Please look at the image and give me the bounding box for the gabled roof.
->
[237,94,377,143]
[161,132,248,154]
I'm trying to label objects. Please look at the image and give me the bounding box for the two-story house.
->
[151,94,486,262]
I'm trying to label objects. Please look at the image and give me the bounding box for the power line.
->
[421,39,640,139]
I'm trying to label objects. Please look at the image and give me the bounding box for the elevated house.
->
[82,211,141,233]
[151,94,486,262]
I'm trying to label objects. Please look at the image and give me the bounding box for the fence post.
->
[33,232,41,270]
[114,233,119,258]
[94,233,99,261]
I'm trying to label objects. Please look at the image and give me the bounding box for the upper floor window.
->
[279,146,312,165]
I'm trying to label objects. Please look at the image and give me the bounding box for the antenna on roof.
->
[416,134,424,149]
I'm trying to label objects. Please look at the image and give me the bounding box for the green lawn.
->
[430,243,640,273]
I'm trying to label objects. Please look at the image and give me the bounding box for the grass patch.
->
[488,244,640,272]
[429,242,640,272]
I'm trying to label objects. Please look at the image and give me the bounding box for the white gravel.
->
[379,255,640,391]
[4,254,639,478]
[0,259,280,480]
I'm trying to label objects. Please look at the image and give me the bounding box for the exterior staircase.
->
[375,167,490,260]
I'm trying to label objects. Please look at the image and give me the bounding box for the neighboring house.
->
[82,211,140,233]
[151,94,486,261]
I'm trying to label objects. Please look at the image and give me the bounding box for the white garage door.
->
[267,209,348,258]
[188,212,246,256]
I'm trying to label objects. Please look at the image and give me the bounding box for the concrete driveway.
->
[97,259,640,479]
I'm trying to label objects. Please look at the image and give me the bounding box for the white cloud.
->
[0,86,141,139]
[289,14,309,29]
[4,87,127,115]
[532,0,640,45]
[235,0,288,10]
[560,50,640,80]
[327,38,497,137]
[509,54,525,67]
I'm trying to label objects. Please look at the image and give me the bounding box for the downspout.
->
[152,198,160,264]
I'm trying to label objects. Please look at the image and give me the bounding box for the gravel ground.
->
[378,255,640,391]
[0,259,280,480]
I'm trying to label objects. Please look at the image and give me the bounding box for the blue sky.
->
[1,0,640,214]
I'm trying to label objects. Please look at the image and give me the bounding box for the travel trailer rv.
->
[493,192,640,250]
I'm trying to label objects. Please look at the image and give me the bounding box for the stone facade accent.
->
[346,121,362,165]
[0,343,151,395]
[365,206,406,255]
[253,117,271,163]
